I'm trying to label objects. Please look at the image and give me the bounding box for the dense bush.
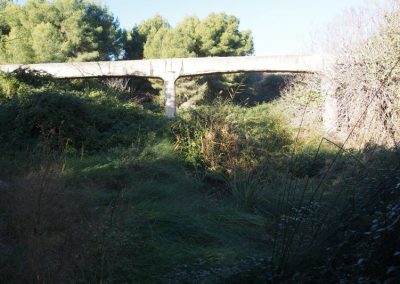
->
[0,72,167,153]
[2,91,93,148]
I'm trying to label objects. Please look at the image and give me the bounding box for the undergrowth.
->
[0,71,399,283]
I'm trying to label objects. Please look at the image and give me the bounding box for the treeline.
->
[0,0,253,64]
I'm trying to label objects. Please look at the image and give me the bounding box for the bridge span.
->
[0,55,337,132]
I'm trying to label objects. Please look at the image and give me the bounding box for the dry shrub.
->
[200,117,241,173]
[176,77,208,109]
[279,1,400,147]
[322,0,400,146]
[173,106,243,174]
[102,77,132,92]
[173,103,292,176]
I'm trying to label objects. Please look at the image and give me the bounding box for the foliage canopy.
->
[126,13,254,59]
[0,0,123,63]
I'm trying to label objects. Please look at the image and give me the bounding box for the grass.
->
[65,140,272,282]
[0,72,399,282]
[0,136,273,282]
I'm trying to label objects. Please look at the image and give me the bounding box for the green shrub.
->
[0,73,20,100]
[0,73,168,153]
[1,90,96,150]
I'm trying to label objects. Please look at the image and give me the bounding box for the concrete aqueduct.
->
[0,55,337,132]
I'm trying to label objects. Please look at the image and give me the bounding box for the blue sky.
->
[105,0,370,55]
[17,0,371,55]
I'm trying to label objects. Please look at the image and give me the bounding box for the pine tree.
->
[0,0,123,63]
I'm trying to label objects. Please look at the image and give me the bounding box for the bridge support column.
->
[163,72,177,118]
[321,76,338,134]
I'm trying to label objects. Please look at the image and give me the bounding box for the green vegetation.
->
[0,71,167,153]
[0,1,253,63]
[0,0,399,283]
[0,70,399,283]
[130,13,253,59]
[0,72,278,282]
[0,0,123,63]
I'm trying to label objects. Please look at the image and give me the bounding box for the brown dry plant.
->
[322,0,400,146]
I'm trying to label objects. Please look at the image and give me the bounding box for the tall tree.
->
[0,0,123,63]
[143,16,201,58]
[132,13,254,60]
[0,0,12,43]
[196,13,253,57]
[123,15,170,60]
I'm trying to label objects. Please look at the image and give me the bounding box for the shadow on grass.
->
[0,140,273,283]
